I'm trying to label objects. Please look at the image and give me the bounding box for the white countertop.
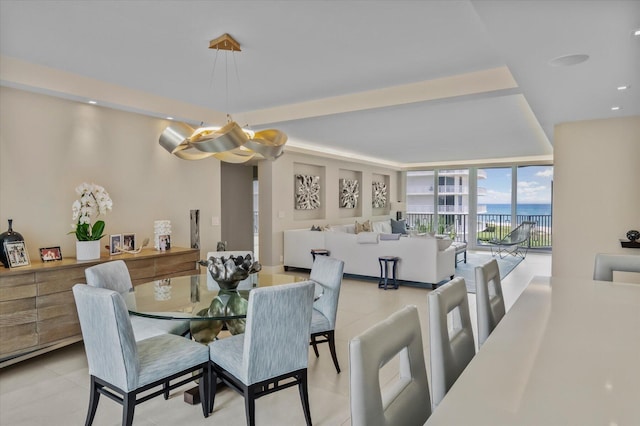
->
[426,276,640,426]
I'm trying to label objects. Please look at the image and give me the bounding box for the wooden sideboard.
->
[0,247,200,368]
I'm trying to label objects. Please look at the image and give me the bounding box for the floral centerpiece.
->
[70,183,112,260]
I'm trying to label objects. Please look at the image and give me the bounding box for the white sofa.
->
[284,222,455,286]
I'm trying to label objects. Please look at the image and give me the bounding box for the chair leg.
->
[85,376,101,426]
[298,370,313,426]
[199,364,209,418]
[209,365,218,415]
[327,330,341,373]
[122,392,136,426]
[310,334,320,358]
[244,386,256,426]
[163,381,169,400]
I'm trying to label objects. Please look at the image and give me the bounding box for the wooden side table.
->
[378,256,400,290]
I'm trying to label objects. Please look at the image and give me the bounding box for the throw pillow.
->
[390,218,407,234]
[380,233,402,241]
[356,232,379,244]
[355,220,372,234]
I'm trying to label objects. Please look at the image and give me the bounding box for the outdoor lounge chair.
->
[489,221,536,259]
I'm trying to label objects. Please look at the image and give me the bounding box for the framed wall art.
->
[4,240,30,268]
[372,181,387,208]
[340,178,359,209]
[39,246,62,262]
[295,174,321,210]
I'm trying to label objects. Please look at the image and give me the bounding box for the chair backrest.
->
[310,256,344,329]
[242,281,315,385]
[84,260,133,293]
[428,277,475,407]
[205,250,257,290]
[72,284,139,392]
[505,221,535,245]
[593,253,640,281]
[475,259,506,347]
[349,305,431,426]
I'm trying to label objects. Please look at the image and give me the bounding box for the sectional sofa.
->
[283,220,455,287]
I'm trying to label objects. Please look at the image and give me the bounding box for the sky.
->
[481,166,553,204]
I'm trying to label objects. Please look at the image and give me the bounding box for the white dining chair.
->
[349,305,431,426]
[475,258,506,347]
[593,253,640,281]
[428,277,476,407]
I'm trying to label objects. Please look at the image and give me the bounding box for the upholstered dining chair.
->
[205,250,258,290]
[349,305,431,426]
[309,255,345,373]
[428,277,476,407]
[84,260,190,341]
[475,259,506,347]
[593,253,640,282]
[72,284,210,426]
[208,281,315,426]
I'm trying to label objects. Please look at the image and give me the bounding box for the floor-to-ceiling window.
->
[477,167,513,246]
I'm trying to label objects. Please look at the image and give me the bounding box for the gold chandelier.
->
[159,34,287,163]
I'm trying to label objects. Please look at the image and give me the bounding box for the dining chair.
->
[205,250,258,290]
[428,277,476,407]
[593,253,640,281]
[349,305,431,426]
[475,258,506,347]
[72,284,210,426]
[208,281,315,426]
[309,255,345,373]
[84,260,190,341]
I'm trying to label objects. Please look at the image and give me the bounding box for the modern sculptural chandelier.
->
[159,34,287,163]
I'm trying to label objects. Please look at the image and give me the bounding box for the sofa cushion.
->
[391,218,408,234]
[372,220,392,234]
[380,233,402,241]
[330,224,356,233]
[437,238,453,251]
[357,232,379,244]
[355,220,372,234]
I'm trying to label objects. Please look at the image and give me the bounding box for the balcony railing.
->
[405,212,552,249]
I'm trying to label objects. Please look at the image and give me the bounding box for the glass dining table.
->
[121,272,318,344]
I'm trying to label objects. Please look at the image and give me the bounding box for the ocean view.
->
[484,203,551,216]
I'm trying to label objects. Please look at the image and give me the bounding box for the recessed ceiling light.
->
[88,100,97,104]
[549,54,589,67]
[617,85,629,91]
[166,116,174,120]
[611,106,621,111]
[634,29,640,36]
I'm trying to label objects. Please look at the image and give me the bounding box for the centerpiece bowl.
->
[199,253,261,290]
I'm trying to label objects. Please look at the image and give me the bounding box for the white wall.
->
[552,115,640,279]
[0,87,222,261]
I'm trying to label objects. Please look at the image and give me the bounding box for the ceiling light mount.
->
[209,33,241,52]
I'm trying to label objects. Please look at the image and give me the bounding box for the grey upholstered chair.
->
[428,277,476,407]
[84,260,190,341]
[349,305,431,426]
[72,284,210,426]
[309,255,345,373]
[208,281,315,426]
[205,250,258,290]
[593,253,640,281]
[475,259,506,347]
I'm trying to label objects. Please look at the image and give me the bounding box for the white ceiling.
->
[1,0,638,168]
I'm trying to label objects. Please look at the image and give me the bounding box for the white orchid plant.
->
[70,183,113,241]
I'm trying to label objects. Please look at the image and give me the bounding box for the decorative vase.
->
[0,219,24,268]
[76,240,101,261]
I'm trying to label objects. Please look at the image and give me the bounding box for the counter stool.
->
[311,248,330,262]
[378,256,400,290]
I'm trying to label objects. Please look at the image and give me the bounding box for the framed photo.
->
[109,234,122,255]
[158,234,171,251]
[122,233,136,251]
[39,246,62,262]
[3,241,30,268]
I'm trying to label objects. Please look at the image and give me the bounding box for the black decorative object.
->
[0,219,24,268]
[626,230,640,242]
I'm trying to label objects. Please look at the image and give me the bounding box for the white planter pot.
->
[76,240,101,261]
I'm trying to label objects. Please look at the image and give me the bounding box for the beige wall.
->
[0,87,222,261]
[258,151,401,267]
[552,115,640,279]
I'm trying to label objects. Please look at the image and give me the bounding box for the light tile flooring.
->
[0,251,551,426]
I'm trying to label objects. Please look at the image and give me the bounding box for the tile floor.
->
[0,251,551,426]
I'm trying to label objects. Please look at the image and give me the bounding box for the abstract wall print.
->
[295,174,321,210]
[340,178,359,209]
[372,181,387,208]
